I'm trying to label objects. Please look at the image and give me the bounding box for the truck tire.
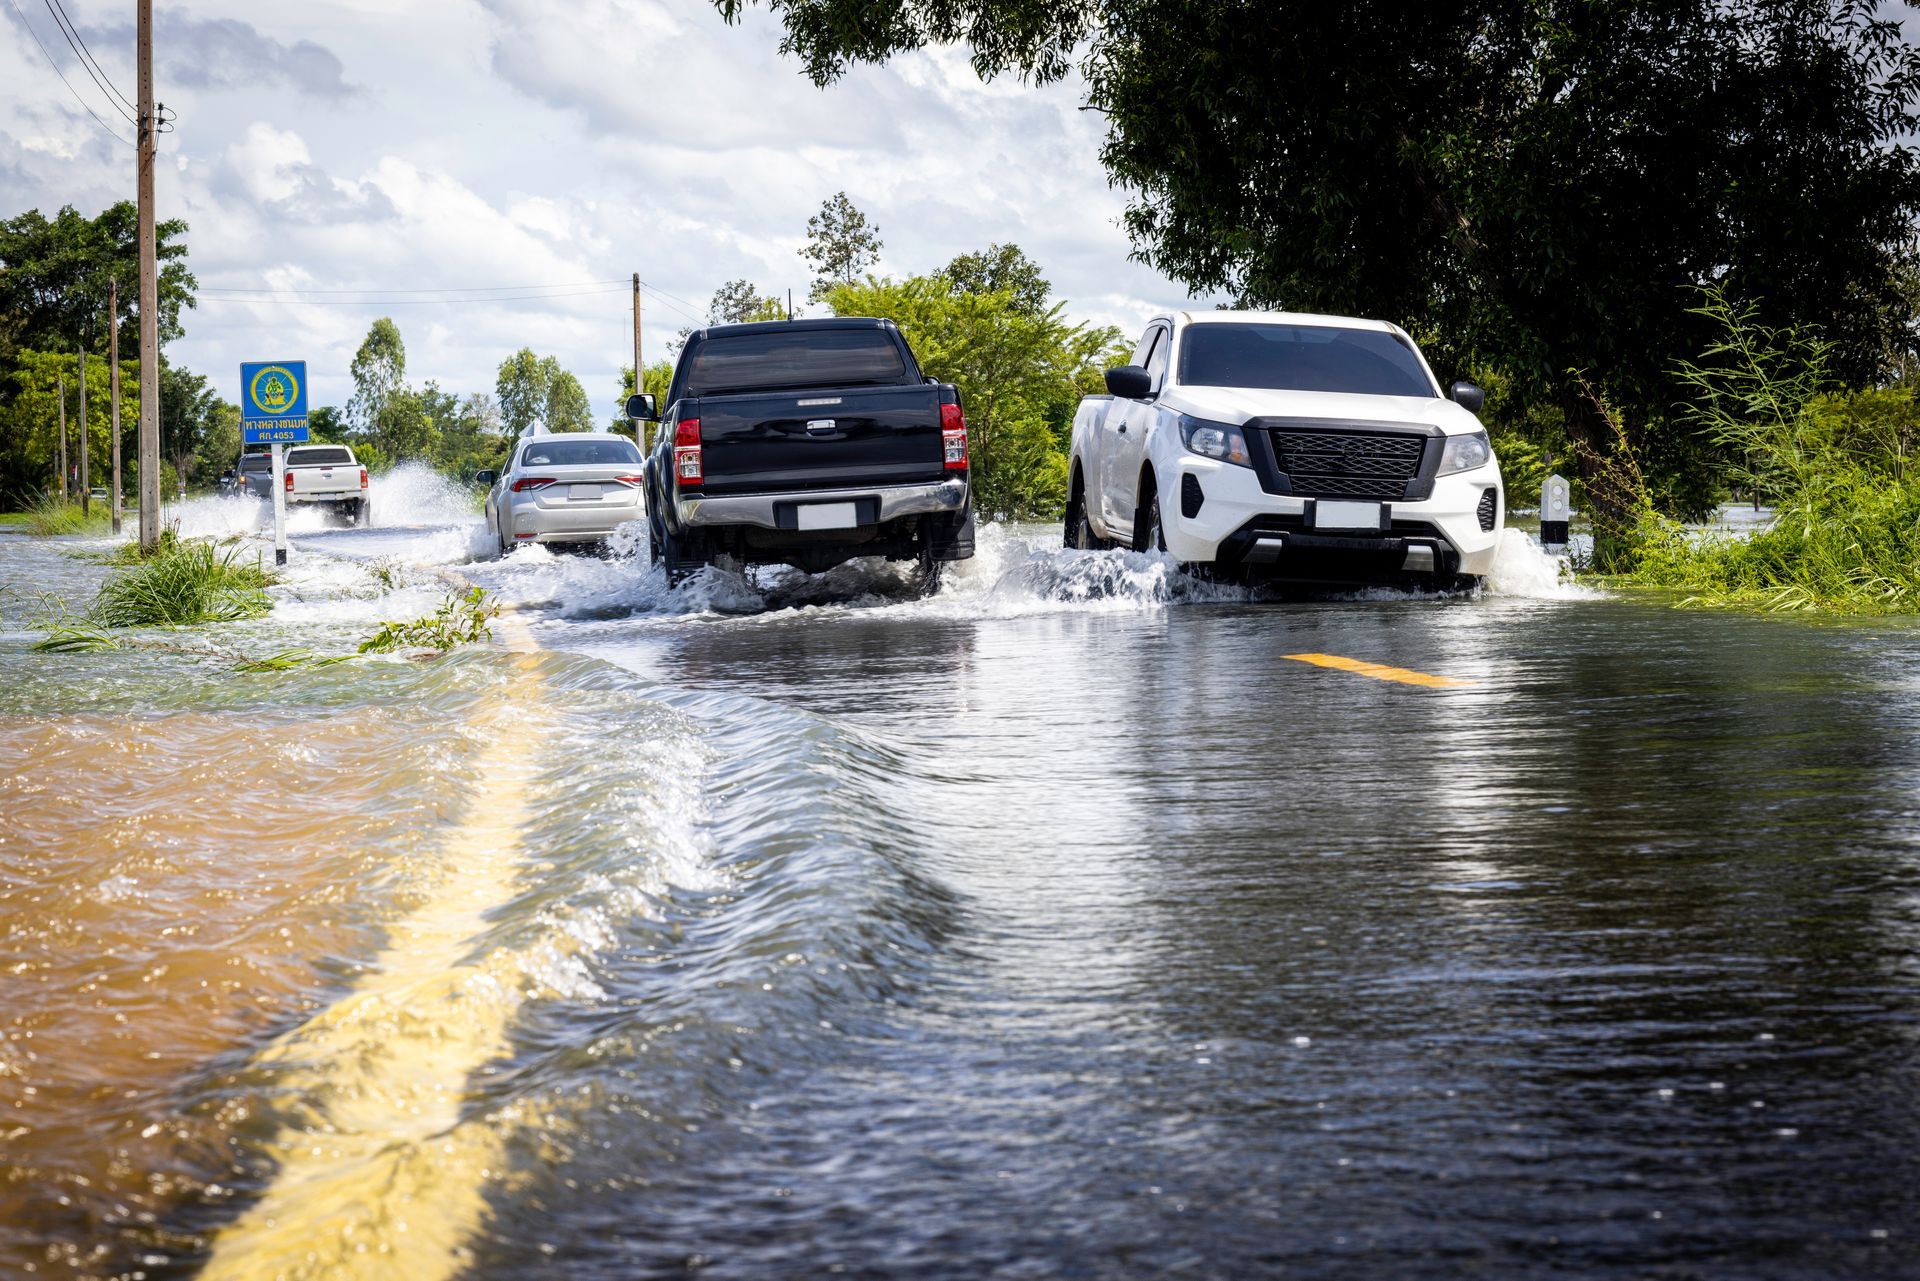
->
[1134,477,1167,553]
[909,545,945,597]
[656,518,709,585]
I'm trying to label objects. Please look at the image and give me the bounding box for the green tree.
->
[944,244,1050,316]
[347,318,406,433]
[307,405,347,442]
[159,364,223,483]
[721,0,1920,516]
[824,275,1123,516]
[0,202,196,355]
[0,350,140,498]
[373,388,439,460]
[613,360,676,433]
[546,368,593,433]
[803,192,882,301]
[709,278,775,324]
[497,349,594,435]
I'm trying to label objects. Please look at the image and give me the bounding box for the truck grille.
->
[1268,429,1425,500]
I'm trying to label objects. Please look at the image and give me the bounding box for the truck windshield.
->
[518,438,642,466]
[287,447,353,465]
[1178,324,1436,398]
[683,329,909,396]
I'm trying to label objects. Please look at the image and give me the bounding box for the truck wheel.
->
[1134,479,1167,553]
[658,521,708,585]
[1063,475,1109,550]
[909,546,945,597]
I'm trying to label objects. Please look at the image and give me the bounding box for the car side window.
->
[1144,326,1171,390]
[1129,326,1158,368]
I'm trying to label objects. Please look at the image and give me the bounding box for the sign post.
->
[240,361,309,566]
[1540,474,1571,553]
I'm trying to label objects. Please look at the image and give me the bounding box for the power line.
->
[196,285,633,306]
[639,286,705,327]
[43,0,135,122]
[196,277,629,296]
[4,0,132,145]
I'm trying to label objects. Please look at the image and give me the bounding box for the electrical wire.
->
[196,277,629,296]
[4,0,132,145]
[638,286,706,327]
[43,0,134,122]
[196,285,632,306]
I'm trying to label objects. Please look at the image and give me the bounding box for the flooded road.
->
[4,472,1920,1278]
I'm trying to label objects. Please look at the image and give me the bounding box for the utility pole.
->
[109,280,122,535]
[136,0,161,549]
[58,377,68,501]
[631,271,645,448]
[78,346,90,518]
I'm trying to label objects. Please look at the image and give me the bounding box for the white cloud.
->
[2,0,1211,415]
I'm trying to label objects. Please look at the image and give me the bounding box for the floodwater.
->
[3,466,1919,1279]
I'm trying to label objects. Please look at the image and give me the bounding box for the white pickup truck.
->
[238,444,369,525]
[1066,310,1502,588]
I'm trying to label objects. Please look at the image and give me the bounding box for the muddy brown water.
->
[3,493,1919,1278]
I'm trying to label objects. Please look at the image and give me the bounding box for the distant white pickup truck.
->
[238,444,370,525]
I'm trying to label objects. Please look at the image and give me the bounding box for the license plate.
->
[797,501,858,531]
[1312,500,1385,531]
[568,484,602,501]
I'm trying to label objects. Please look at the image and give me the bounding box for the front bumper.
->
[1163,458,1502,580]
[677,478,968,531]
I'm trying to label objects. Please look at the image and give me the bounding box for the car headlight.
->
[1437,430,1493,475]
[1178,416,1252,468]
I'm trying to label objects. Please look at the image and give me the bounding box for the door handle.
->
[1117,424,1128,434]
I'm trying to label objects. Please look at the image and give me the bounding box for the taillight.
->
[283,469,294,493]
[941,402,968,471]
[510,476,558,493]
[359,467,369,489]
[614,475,645,487]
[675,418,703,485]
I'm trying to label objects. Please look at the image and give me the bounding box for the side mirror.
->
[1105,365,1153,399]
[474,469,497,486]
[1450,381,1486,415]
[625,393,659,422]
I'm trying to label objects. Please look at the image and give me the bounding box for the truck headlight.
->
[1178,416,1252,468]
[1437,430,1492,475]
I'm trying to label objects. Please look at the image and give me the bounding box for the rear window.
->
[682,328,910,396]
[1179,324,1437,398]
[238,455,271,473]
[518,437,643,467]
[287,447,354,466]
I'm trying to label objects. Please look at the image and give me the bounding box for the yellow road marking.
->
[201,578,548,1279]
[1283,652,1476,688]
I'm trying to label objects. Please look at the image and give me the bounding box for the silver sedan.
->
[480,432,647,553]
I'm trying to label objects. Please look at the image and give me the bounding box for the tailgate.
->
[289,466,356,495]
[693,385,948,494]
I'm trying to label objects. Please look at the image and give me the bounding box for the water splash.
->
[1483,528,1601,600]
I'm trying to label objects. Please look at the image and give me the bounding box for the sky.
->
[0,0,1212,414]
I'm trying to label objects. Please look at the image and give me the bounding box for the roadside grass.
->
[1582,288,1920,615]
[88,539,275,627]
[21,492,110,537]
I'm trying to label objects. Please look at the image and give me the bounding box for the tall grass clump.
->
[85,539,273,627]
[22,491,107,536]
[1588,287,1920,613]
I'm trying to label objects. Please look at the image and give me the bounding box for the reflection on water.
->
[1,515,1918,1278]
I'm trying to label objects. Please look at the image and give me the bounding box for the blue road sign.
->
[240,360,309,423]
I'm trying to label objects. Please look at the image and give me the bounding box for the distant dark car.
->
[629,317,973,592]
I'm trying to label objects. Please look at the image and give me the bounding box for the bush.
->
[86,539,273,627]
[1590,288,1920,613]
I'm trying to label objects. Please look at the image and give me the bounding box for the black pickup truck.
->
[627,317,974,590]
